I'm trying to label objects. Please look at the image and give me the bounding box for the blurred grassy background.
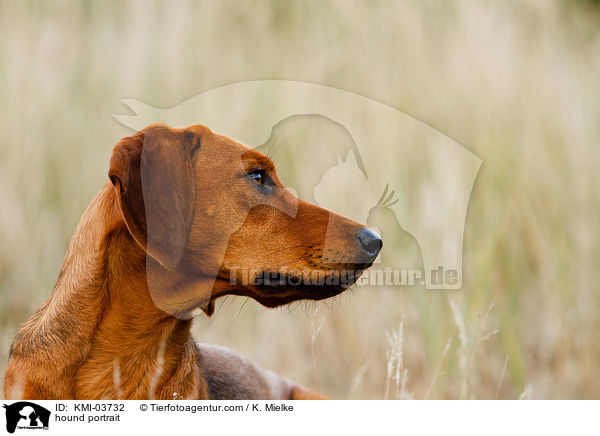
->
[1,0,600,399]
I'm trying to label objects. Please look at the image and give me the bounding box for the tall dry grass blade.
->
[449,297,469,399]
[519,385,533,400]
[495,355,510,400]
[348,362,369,397]
[383,320,413,399]
[424,337,452,400]
[310,304,325,393]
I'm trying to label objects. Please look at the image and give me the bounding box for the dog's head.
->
[109,124,381,316]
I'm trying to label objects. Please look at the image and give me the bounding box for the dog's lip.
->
[253,284,349,308]
[248,267,368,307]
[209,278,350,309]
[215,266,371,308]
[252,268,368,289]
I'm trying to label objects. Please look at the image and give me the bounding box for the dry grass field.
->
[1,0,600,399]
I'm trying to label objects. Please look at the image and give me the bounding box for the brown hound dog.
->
[4,124,382,400]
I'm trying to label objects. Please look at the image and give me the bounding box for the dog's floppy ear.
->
[108,125,200,271]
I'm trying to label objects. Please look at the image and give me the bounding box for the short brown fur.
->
[4,124,377,400]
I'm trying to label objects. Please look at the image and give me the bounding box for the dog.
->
[4,123,382,400]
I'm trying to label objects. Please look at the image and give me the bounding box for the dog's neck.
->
[8,184,207,399]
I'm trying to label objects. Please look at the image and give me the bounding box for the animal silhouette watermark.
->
[2,402,50,433]
[113,80,481,305]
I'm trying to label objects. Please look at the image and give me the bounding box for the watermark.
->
[113,80,481,315]
[228,266,458,288]
[2,402,50,433]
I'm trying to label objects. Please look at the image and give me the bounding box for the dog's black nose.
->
[357,228,383,261]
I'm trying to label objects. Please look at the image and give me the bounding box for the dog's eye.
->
[249,170,265,185]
